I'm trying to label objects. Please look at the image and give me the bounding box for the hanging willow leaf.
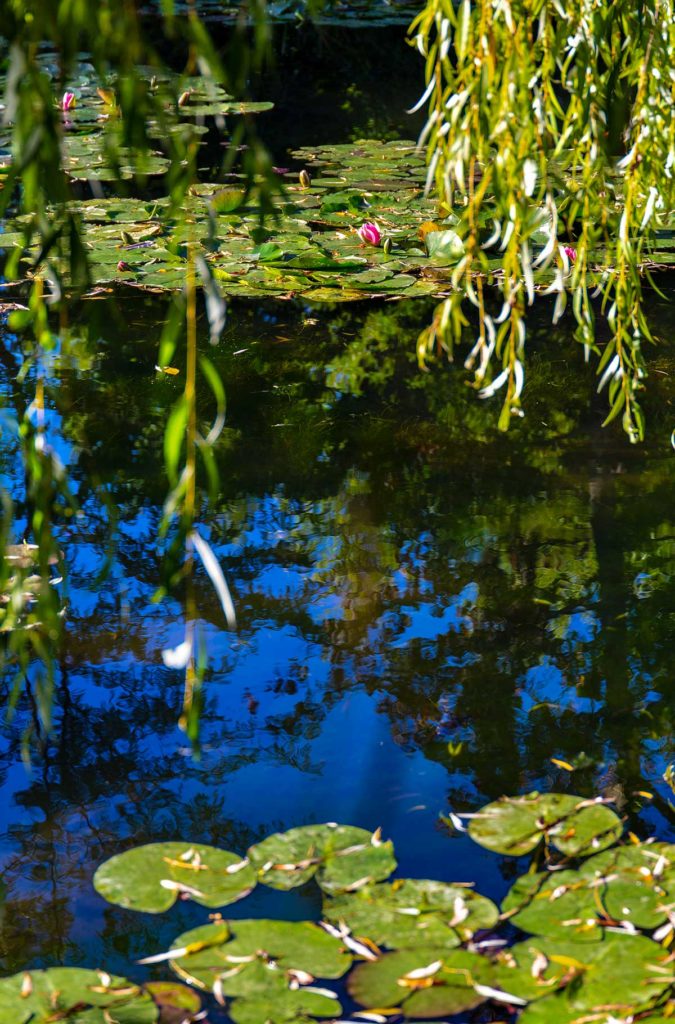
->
[190,530,237,629]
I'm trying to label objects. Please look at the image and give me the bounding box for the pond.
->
[1,285,673,975]
[0,16,674,1023]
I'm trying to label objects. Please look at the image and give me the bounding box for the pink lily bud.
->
[61,91,76,112]
[563,245,577,264]
[357,222,381,246]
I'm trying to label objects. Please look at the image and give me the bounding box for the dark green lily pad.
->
[0,968,157,1024]
[247,823,396,892]
[468,793,623,857]
[323,878,498,949]
[93,842,256,912]
[144,981,201,1023]
[347,947,494,1019]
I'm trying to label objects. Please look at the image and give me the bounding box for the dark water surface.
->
[0,291,673,987]
[0,20,674,1007]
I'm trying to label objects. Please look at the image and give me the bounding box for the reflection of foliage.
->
[0,296,673,974]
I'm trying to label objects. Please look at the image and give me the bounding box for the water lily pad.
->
[502,869,606,942]
[0,969,157,1024]
[579,841,675,909]
[93,842,256,912]
[468,793,623,857]
[425,229,465,262]
[347,947,494,1019]
[323,879,498,949]
[493,933,671,1010]
[168,918,350,1023]
[226,989,341,1024]
[503,841,675,938]
[247,823,396,892]
[518,996,671,1024]
[144,981,201,1023]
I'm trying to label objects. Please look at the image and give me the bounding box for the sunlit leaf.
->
[467,793,623,858]
[0,968,157,1024]
[247,823,396,892]
[93,842,256,912]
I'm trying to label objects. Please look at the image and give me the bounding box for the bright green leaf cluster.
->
[12,796,663,1022]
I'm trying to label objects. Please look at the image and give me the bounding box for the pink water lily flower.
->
[563,245,577,264]
[357,222,381,246]
[61,91,76,112]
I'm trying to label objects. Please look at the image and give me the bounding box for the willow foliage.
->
[410,0,675,440]
[0,0,270,737]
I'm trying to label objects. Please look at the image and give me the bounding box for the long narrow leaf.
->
[190,529,236,629]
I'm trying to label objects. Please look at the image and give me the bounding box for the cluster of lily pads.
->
[138,0,421,26]
[0,53,463,304]
[4,131,675,304]
[4,53,675,307]
[1,133,468,302]
[0,56,271,186]
[1,792,674,1023]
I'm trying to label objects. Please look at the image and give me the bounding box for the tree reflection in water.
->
[0,295,673,973]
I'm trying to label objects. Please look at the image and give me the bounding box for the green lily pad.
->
[519,995,671,1024]
[503,841,675,938]
[0,969,157,1024]
[167,918,350,1023]
[502,869,606,942]
[323,878,499,949]
[493,933,671,1010]
[144,981,201,1023]
[347,947,494,1019]
[579,841,675,904]
[255,242,286,262]
[247,823,396,892]
[468,793,623,857]
[93,842,256,912]
[226,989,341,1024]
[425,229,465,262]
